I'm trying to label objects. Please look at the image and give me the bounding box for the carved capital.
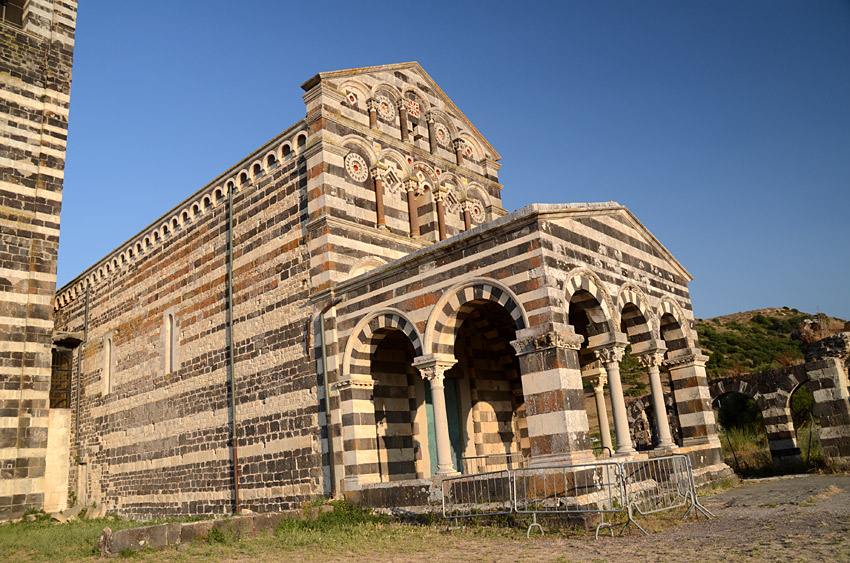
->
[369,163,386,180]
[403,179,418,193]
[593,345,626,365]
[510,330,584,356]
[395,98,409,110]
[451,138,465,151]
[425,111,436,124]
[588,372,608,392]
[636,350,667,370]
[366,97,380,111]
[412,355,457,386]
[433,188,445,202]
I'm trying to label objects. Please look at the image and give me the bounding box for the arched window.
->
[297,134,306,151]
[282,145,292,159]
[253,163,263,177]
[103,336,113,395]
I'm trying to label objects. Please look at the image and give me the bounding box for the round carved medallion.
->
[434,123,450,148]
[376,95,395,120]
[344,153,369,182]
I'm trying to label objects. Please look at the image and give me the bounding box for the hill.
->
[696,307,847,379]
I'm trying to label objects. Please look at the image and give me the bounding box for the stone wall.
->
[54,123,325,519]
[0,0,77,519]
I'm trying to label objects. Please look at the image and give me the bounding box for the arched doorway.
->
[713,392,772,478]
[446,299,525,474]
[370,328,426,482]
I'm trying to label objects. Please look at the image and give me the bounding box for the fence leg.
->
[595,513,614,540]
[682,489,715,521]
[526,512,544,538]
[619,503,649,536]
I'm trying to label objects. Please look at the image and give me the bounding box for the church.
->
[51,62,729,519]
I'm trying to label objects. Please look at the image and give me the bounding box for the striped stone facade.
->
[54,63,730,519]
[0,1,76,519]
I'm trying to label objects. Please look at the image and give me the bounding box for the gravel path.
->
[473,474,850,561]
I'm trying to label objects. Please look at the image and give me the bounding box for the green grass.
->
[718,422,826,478]
[0,516,142,561]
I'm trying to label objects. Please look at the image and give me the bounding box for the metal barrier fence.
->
[440,453,712,538]
[514,461,622,538]
[619,454,712,535]
[442,469,513,521]
[461,453,526,474]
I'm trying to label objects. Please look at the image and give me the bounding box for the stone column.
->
[588,371,613,454]
[396,98,409,142]
[434,188,447,240]
[594,344,635,455]
[369,164,387,230]
[805,333,850,464]
[636,347,676,450]
[413,355,459,476]
[426,112,437,154]
[366,98,379,128]
[335,376,379,490]
[452,138,465,166]
[510,323,594,466]
[461,200,472,230]
[404,179,419,237]
[663,348,719,446]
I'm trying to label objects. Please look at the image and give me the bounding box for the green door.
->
[425,378,464,474]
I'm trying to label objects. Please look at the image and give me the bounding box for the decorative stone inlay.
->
[376,95,394,120]
[384,168,402,195]
[594,346,626,365]
[443,187,459,213]
[344,153,368,182]
[345,92,357,104]
[402,98,420,118]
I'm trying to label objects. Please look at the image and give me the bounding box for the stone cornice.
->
[333,377,375,391]
[510,326,584,356]
[55,118,311,310]
[663,352,708,369]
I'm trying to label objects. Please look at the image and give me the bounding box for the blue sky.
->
[59,1,850,320]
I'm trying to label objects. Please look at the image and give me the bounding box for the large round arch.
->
[343,309,423,378]
[424,279,527,358]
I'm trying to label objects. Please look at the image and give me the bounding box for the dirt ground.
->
[35,473,845,562]
[439,474,850,562]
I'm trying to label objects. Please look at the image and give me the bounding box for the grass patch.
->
[0,517,142,562]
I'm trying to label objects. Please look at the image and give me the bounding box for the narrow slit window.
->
[103,337,113,395]
[165,313,175,374]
